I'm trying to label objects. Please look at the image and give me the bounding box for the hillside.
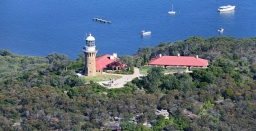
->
[1,36,256,130]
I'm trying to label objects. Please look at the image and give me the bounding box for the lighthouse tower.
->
[83,34,97,76]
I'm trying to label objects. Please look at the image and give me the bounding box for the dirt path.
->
[97,67,143,88]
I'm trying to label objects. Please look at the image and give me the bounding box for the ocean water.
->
[1,0,256,59]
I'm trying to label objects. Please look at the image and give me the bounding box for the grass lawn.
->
[139,66,153,75]
[139,66,187,75]
[81,74,122,82]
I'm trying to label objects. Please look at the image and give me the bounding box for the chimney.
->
[196,55,198,58]
[177,53,180,57]
[113,53,117,58]
[159,54,162,58]
[110,55,114,60]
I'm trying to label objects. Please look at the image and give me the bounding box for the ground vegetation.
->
[1,36,256,130]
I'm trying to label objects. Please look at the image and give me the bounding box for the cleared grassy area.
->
[139,66,153,75]
[81,74,122,82]
[164,67,187,74]
[139,66,188,75]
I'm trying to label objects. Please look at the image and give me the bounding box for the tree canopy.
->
[1,36,256,130]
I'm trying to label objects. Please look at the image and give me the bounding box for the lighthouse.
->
[83,34,97,76]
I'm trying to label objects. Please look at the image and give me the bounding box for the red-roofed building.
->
[95,53,126,75]
[149,54,208,70]
[82,34,126,76]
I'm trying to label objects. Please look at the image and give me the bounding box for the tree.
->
[160,75,179,91]
[144,67,163,93]
[135,125,150,131]
[120,120,136,131]
[67,87,80,98]
[64,75,85,87]
[224,88,234,99]
[177,73,194,92]
[173,117,189,130]
[0,50,13,56]
[119,55,134,67]
[46,53,70,72]
[250,63,256,73]
[131,77,144,89]
[137,47,152,65]
[191,69,216,85]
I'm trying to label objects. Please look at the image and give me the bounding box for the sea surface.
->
[1,0,256,59]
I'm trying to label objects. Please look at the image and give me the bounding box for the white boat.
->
[168,4,176,14]
[218,28,224,33]
[141,30,151,36]
[218,5,235,12]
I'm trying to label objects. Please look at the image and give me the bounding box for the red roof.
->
[149,56,208,67]
[96,54,117,70]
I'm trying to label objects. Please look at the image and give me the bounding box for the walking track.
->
[97,67,143,88]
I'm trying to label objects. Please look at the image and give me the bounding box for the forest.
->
[1,36,256,131]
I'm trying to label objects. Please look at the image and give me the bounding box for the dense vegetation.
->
[1,36,256,130]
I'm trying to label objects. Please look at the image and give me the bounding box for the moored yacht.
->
[168,11,176,15]
[218,28,224,33]
[168,4,176,14]
[218,5,235,12]
[141,30,151,36]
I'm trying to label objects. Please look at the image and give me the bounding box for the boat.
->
[168,4,176,14]
[218,28,224,33]
[218,5,235,12]
[92,18,111,24]
[141,30,151,36]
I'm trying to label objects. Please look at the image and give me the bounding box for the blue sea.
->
[1,0,256,59]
